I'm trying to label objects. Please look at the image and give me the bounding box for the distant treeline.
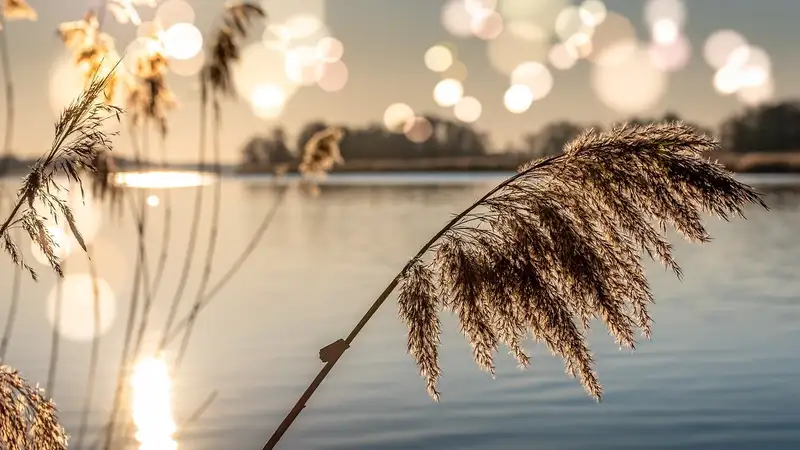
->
[240,100,800,173]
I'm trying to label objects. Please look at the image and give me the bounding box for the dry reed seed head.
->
[1,66,122,279]
[125,45,177,135]
[397,122,766,401]
[299,127,345,180]
[106,0,156,25]
[0,365,68,449]
[3,0,37,21]
[203,2,266,96]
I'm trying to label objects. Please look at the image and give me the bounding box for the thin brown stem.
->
[259,155,562,449]
[0,230,21,360]
[162,182,288,349]
[74,246,102,448]
[157,82,208,353]
[45,268,66,396]
[148,135,172,300]
[174,390,218,440]
[174,96,222,370]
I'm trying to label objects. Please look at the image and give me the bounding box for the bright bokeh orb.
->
[549,42,577,70]
[284,45,322,86]
[644,0,686,28]
[251,83,287,110]
[703,29,748,69]
[147,195,160,207]
[46,274,116,342]
[48,56,85,116]
[587,12,637,67]
[464,0,497,17]
[317,60,349,92]
[737,77,774,106]
[503,84,534,114]
[487,27,549,75]
[555,6,594,43]
[131,357,178,450]
[441,0,473,38]
[31,226,73,266]
[424,45,454,72]
[578,0,607,27]
[510,61,553,101]
[433,78,464,107]
[383,103,415,132]
[284,14,325,40]
[155,0,195,29]
[591,43,668,114]
[454,96,482,123]
[168,50,205,77]
[316,37,344,63]
[651,18,679,45]
[470,10,504,40]
[648,34,691,72]
[500,0,567,41]
[403,117,434,143]
[162,22,203,60]
[232,43,298,103]
[441,60,469,81]
[564,32,593,59]
[712,65,742,95]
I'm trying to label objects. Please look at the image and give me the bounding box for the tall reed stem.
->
[74,246,102,448]
[148,135,172,300]
[45,268,65,396]
[158,82,208,352]
[259,156,561,449]
[174,94,222,370]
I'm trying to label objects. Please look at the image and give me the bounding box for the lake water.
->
[0,172,799,450]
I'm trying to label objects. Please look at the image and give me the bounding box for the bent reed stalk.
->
[259,122,768,449]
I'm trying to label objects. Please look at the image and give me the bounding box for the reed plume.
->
[58,10,121,103]
[0,65,121,280]
[299,126,345,195]
[161,0,265,355]
[260,122,768,449]
[0,365,67,449]
[2,0,36,21]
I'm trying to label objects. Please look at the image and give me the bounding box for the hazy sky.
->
[7,0,800,162]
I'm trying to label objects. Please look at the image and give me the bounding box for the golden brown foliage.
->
[57,10,120,102]
[202,2,266,97]
[2,0,37,21]
[0,66,121,280]
[0,365,67,449]
[299,126,345,178]
[397,122,767,401]
[125,37,176,136]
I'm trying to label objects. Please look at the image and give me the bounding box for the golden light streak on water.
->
[131,357,178,450]
[114,171,216,188]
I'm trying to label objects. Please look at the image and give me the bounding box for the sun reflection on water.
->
[131,357,178,450]
[114,170,216,188]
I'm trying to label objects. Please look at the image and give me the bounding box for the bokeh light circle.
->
[168,50,205,77]
[316,37,344,63]
[648,34,691,72]
[317,60,349,92]
[47,274,116,342]
[403,117,434,143]
[155,0,195,29]
[433,78,464,107]
[162,22,203,60]
[441,0,473,38]
[487,27,549,75]
[579,0,607,26]
[510,62,553,101]
[424,45,454,72]
[232,42,299,104]
[504,84,534,114]
[454,96,482,123]
[591,43,668,113]
[587,11,637,67]
[703,29,748,69]
[471,10,504,40]
[549,42,577,70]
[383,103,415,132]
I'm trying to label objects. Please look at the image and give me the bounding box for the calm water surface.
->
[0,173,799,450]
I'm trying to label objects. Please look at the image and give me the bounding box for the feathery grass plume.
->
[106,0,157,25]
[2,0,37,21]
[89,147,124,212]
[202,1,266,97]
[125,36,177,136]
[58,10,120,102]
[0,365,67,449]
[299,126,345,195]
[259,122,768,450]
[0,65,121,279]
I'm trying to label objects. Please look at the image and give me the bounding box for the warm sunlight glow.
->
[233,43,299,105]
[162,22,203,60]
[284,45,321,86]
[316,60,349,92]
[169,50,206,77]
[48,56,86,116]
[115,171,216,188]
[316,36,344,63]
[403,116,434,143]
[649,34,691,72]
[424,44,454,73]
[548,42,577,70]
[486,27,549,75]
[503,84,533,114]
[131,358,178,450]
[651,18,679,45]
[510,61,553,101]
[586,12,637,67]
[383,103,415,132]
[591,43,668,113]
[470,10,504,40]
[147,195,160,207]
[703,29,748,69]
[453,96,482,123]
[155,0,195,28]
[441,0,473,38]
[31,226,72,266]
[46,274,116,342]
[578,0,607,27]
[252,83,287,109]
[433,78,464,107]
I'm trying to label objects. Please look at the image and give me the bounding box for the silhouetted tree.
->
[719,102,800,152]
